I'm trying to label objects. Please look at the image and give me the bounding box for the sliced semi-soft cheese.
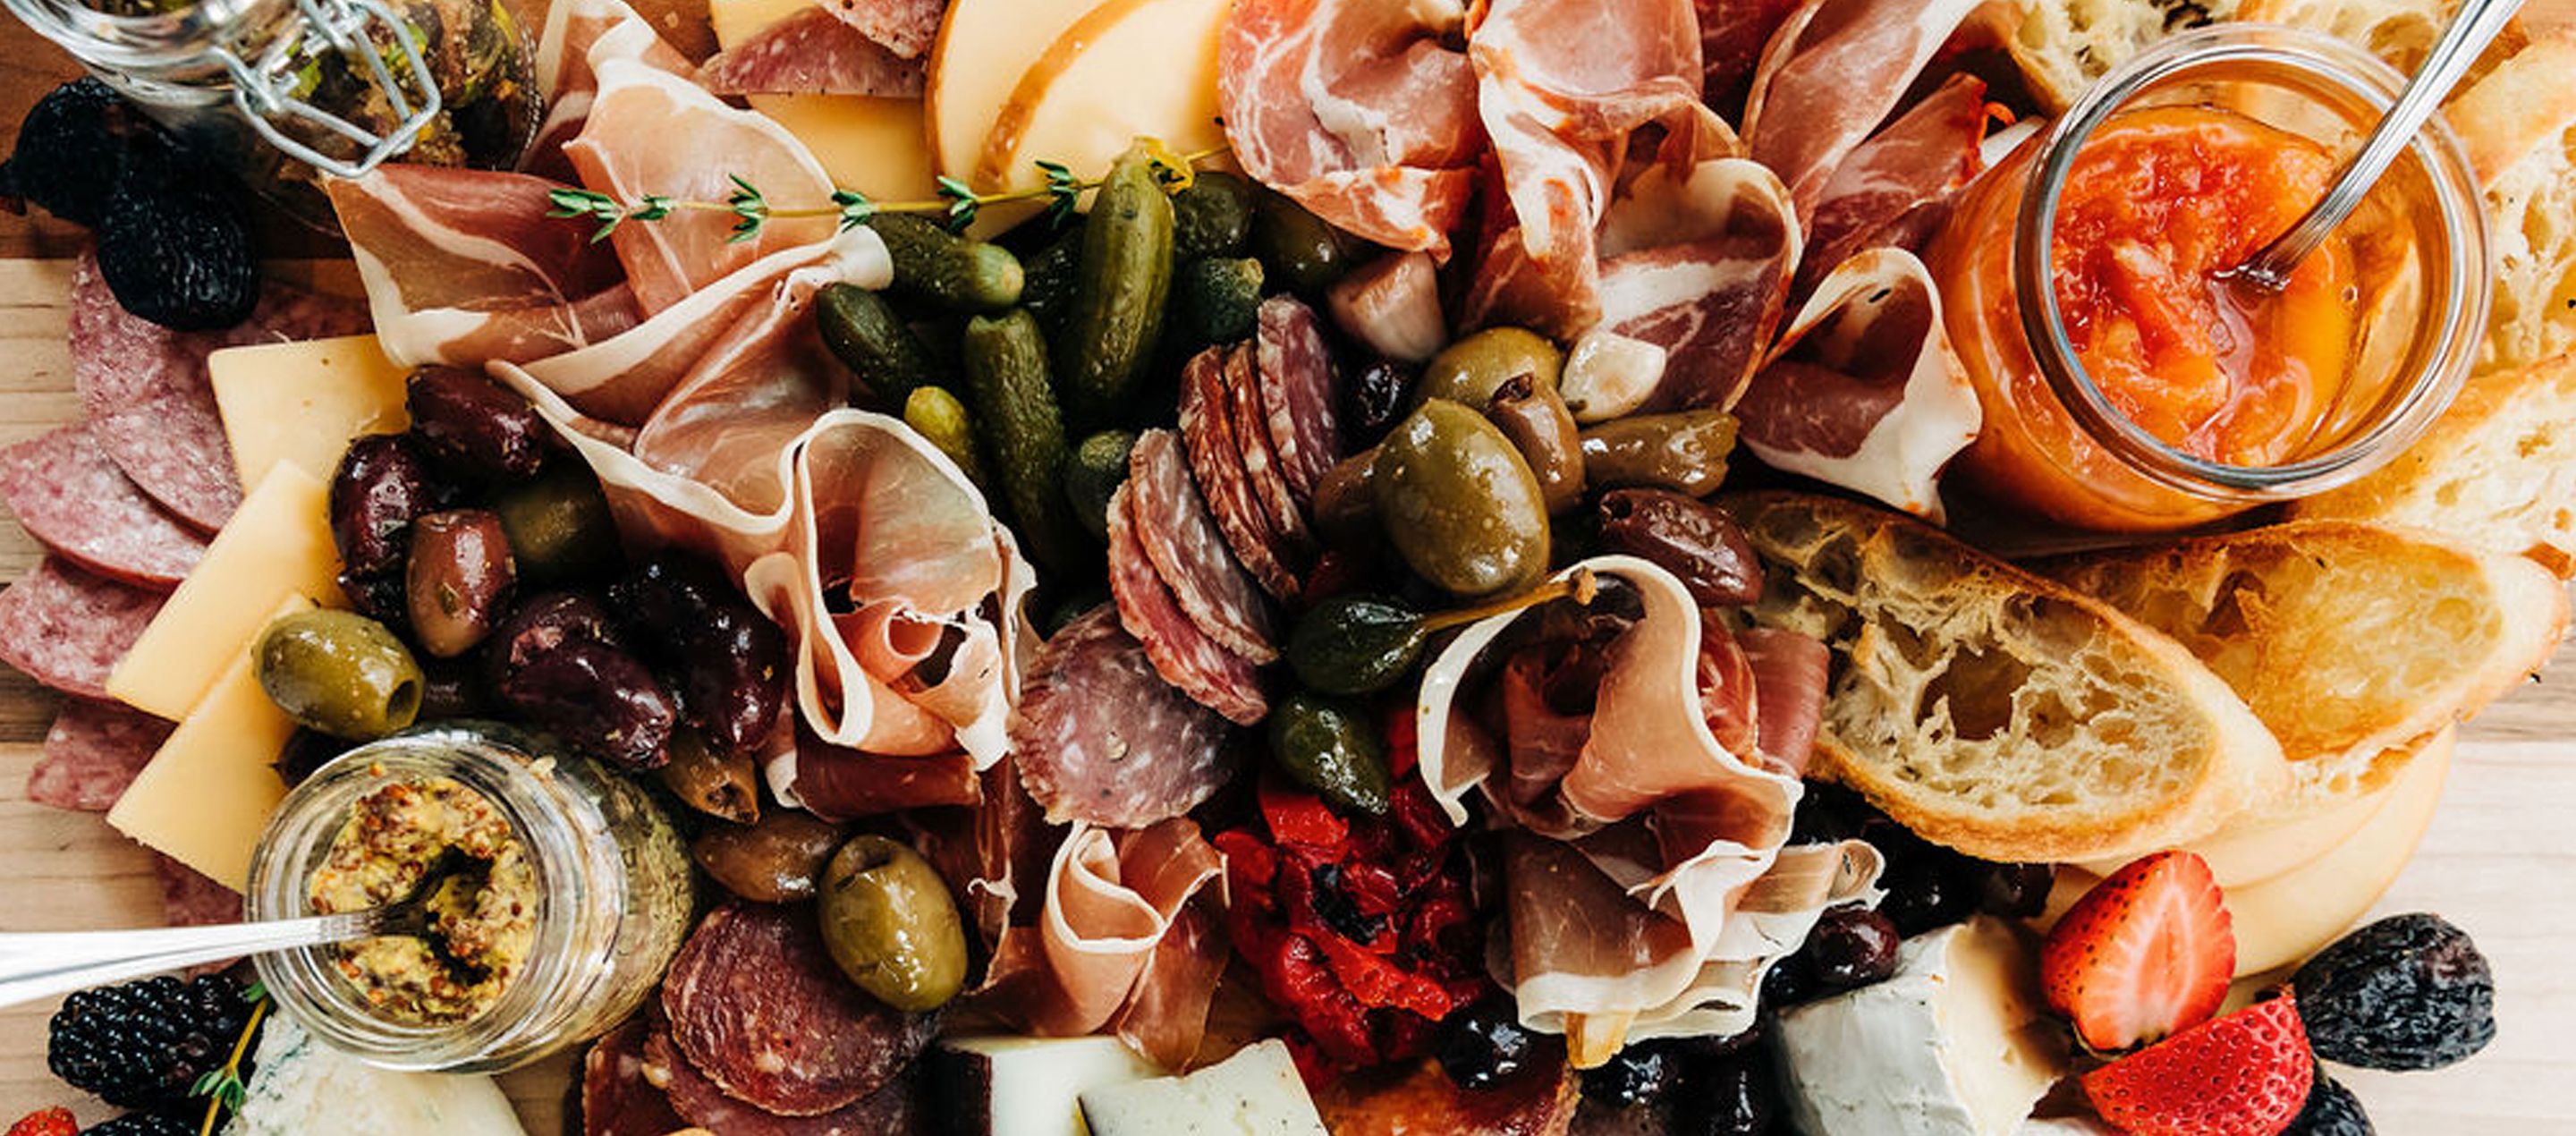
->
[1777,917,2072,1136]
[925,0,1108,181]
[1079,1040,1327,1136]
[971,0,1231,195]
[749,95,939,205]
[224,1017,527,1136]
[933,1035,1162,1136]
[208,335,411,494]
[106,462,348,721]
[107,596,311,891]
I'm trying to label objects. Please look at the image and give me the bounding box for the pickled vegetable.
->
[1285,595,1425,698]
[819,283,941,405]
[1579,411,1739,496]
[691,811,846,903]
[1371,399,1551,598]
[963,309,1084,572]
[1173,256,1265,346]
[869,214,1025,313]
[817,835,969,1012]
[1066,429,1139,541]
[1058,145,1175,424]
[1172,170,1256,260]
[1419,327,1563,409]
[1019,225,1083,332]
[902,386,986,486]
[1268,693,1391,815]
[255,609,424,740]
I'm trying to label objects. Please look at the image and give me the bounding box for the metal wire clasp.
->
[214,0,440,178]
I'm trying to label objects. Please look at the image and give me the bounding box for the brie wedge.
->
[1079,1039,1328,1136]
[1777,916,2072,1136]
[932,1035,1163,1136]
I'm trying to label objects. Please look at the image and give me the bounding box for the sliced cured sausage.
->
[644,1029,924,1136]
[661,902,936,1115]
[1011,606,1236,828]
[1220,342,1314,558]
[153,854,241,928]
[700,7,927,97]
[792,733,982,819]
[1126,429,1276,663]
[583,1016,689,1136]
[26,700,172,812]
[819,0,942,59]
[1178,346,1299,601]
[1107,481,1267,726]
[0,557,165,701]
[1253,296,1342,502]
[0,425,208,589]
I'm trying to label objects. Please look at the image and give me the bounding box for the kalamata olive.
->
[1805,906,1901,988]
[1372,399,1551,599]
[1788,781,1879,845]
[657,728,760,825]
[1251,191,1354,295]
[1580,411,1740,497]
[1267,692,1392,815]
[1285,595,1426,697]
[1486,373,1586,515]
[416,656,487,721]
[817,835,970,1012]
[1594,489,1764,607]
[487,591,621,672]
[1978,862,2057,919]
[490,638,676,770]
[1436,996,1540,1090]
[1677,1050,1780,1136]
[329,432,439,579]
[405,509,517,658]
[691,811,845,903]
[493,464,620,585]
[1759,950,1815,1015]
[405,366,549,479]
[609,555,792,756]
[255,609,424,740]
[1582,1041,1683,1109]
[336,570,411,628]
[274,729,348,788]
[1420,327,1564,411]
[1344,359,1418,445]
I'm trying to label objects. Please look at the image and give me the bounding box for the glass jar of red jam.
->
[1925,24,2488,532]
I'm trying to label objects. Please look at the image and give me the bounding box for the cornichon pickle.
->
[1267,693,1392,815]
[962,309,1084,572]
[255,609,424,740]
[1066,429,1139,541]
[1057,145,1175,425]
[1286,595,1427,697]
[1371,399,1552,599]
[868,214,1024,313]
[818,283,939,406]
[1252,191,1353,295]
[1172,170,1256,260]
[902,386,986,487]
[1020,224,1083,333]
[1173,256,1266,346]
[1580,410,1740,497]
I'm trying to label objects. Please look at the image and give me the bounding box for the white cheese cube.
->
[1079,1039,1327,1136]
[933,1034,1163,1136]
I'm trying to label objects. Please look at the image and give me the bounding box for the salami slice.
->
[1178,346,1299,601]
[644,1029,923,1136]
[1108,481,1267,725]
[820,0,943,58]
[583,1017,690,1136]
[1255,295,1343,503]
[1126,429,1276,663]
[0,425,208,589]
[154,854,241,927]
[792,733,981,819]
[27,700,172,811]
[1220,341,1315,556]
[1011,606,1236,828]
[0,557,165,700]
[662,903,936,1116]
[69,252,369,531]
[700,7,927,97]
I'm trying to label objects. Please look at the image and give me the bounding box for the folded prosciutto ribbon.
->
[1416,557,1882,1051]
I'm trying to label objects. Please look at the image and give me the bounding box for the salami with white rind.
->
[0,557,166,700]
[0,425,208,589]
[27,699,172,812]
[1126,428,1276,663]
[1220,341,1314,556]
[661,903,936,1115]
[1011,606,1236,828]
[1108,480,1267,725]
[1178,346,1299,601]
[1255,295,1343,502]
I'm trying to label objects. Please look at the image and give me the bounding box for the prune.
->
[1344,358,1416,445]
[1594,489,1764,607]
[2284,1072,2374,1135]
[405,509,517,657]
[1434,996,1539,1091]
[490,637,676,770]
[1805,906,1901,989]
[330,433,442,579]
[95,152,258,331]
[406,367,550,479]
[1674,1049,1778,1136]
[1,79,155,227]
[1581,1041,1682,1109]
[1977,862,2056,919]
[2292,913,2495,1071]
[609,555,791,756]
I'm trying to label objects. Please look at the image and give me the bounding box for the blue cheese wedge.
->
[1078,1039,1327,1136]
[1777,916,2072,1136]
[222,1018,526,1136]
[932,1035,1164,1136]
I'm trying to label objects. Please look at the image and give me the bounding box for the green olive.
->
[1371,399,1551,599]
[1579,410,1740,497]
[1267,693,1391,815]
[492,464,620,585]
[1285,595,1426,697]
[1419,327,1563,409]
[817,835,968,1012]
[254,609,424,740]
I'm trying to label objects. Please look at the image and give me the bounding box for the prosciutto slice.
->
[1415,557,1882,1040]
[1739,0,1987,224]
[1218,0,1483,257]
[1793,72,1988,298]
[525,0,695,181]
[1593,157,1801,411]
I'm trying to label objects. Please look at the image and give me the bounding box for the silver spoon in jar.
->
[0,855,472,1010]
[2227,0,2522,291]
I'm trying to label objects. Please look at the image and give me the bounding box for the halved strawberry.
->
[4,1108,75,1136]
[2083,996,2315,1136]
[2042,849,2234,1051]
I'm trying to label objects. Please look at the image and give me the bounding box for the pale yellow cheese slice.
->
[108,596,312,892]
[972,0,1232,195]
[208,335,411,494]
[749,95,938,205]
[926,0,1109,183]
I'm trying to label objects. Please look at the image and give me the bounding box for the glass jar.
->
[1925,24,2487,532]
[245,723,694,1073]
[1,0,541,226]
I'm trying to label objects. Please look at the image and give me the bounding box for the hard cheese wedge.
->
[208,335,411,494]
[933,1035,1162,1136]
[1776,917,2072,1136]
[925,0,1108,179]
[1080,1039,1327,1136]
[106,462,348,721]
[107,595,311,891]
[971,0,1231,194]
[749,95,938,204]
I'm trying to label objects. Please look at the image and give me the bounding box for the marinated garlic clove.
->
[1561,329,1668,424]
[1328,250,1447,364]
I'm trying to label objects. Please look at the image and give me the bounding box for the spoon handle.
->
[0,913,370,1010]
[2234,0,2523,289]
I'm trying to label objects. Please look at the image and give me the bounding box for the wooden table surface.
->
[0,12,2567,1136]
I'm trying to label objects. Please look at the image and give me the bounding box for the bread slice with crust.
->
[2042,521,2567,816]
[1969,0,2244,114]
[1724,491,2287,864]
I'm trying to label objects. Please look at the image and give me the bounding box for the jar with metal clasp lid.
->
[2,0,541,226]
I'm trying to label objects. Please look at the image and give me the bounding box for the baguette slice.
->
[1724,491,2287,864]
[2043,521,2567,815]
[1971,0,2244,114]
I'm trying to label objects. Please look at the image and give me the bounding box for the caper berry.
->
[1267,692,1392,815]
[1285,595,1426,697]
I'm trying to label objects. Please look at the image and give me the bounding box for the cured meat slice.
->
[791,735,982,819]
[1220,342,1313,557]
[0,426,207,589]
[1108,481,1267,726]
[1253,296,1342,503]
[1740,0,1988,223]
[1793,72,1988,299]
[68,253,369,532]
[1178,347,1299,601]
[1011,606,1236,828]
[1739,626,1828,774]
[1699,0,1804,115]
[583,1017,689,1136]
[27,700,172,812]
[662,902,936,1115]
[0,558,165,701]
[820,0,944,60]
[153,854,241,928]
[1126,429,1275,664]
[700,7,928,97]
[645,1030,922,1136]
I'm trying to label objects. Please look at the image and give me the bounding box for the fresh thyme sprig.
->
[191,980,269,1136]
[547,140,1224,244]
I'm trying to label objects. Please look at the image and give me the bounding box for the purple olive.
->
[491,637,676,770]
[406,366,550,479]
[609,555,791,756]
[328,432,439,579]
[1594,488,1764,607]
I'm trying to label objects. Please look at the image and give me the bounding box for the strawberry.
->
[2042,849,2234,1051]
[4,1107,76,1136]
[2084,996,2316,1136]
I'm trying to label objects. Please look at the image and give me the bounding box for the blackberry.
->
[80,1115,194,1136]
[94,148,258,332]
[47,975,253,1113]
[0,78,161,228]
[2292,913,2495,1071]
[2284,1072,2375,1135]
